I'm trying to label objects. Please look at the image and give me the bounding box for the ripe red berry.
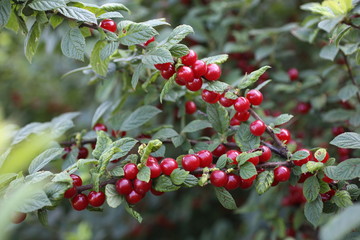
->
[99,19,117,32]
[204,64,221,81]
[151,187,164,196]
[185,101,197,114]
[64,186,77,199]
[116,178,133,195]
[182,154,200,171]
[71,194,89,211]
[191,60,207,77]
[160,158,178,175]
[88,191,106,207]
[155,62,172,71]
[248,156,259,165]
[70,174,83,187]
[161,65,176,79]
[316,151,330,163]
[234,111,250,122]
[212,144,227,157]
[77,147,88,159]
[246,89,263,106]
[196,150,213,167]
[259,145,272,163]
[123,163,139,180]
[276,129,291,144]
[181,49,197,66]
[226,150,241,165]
[186,78,203,91]
[298,172,313,183]
[93,123,107,132]
[11,212,27,224]
[225,174,241,190]
[274,166,291,182]
[176,66,194,83]
[239,175,256,189]
[210,170,228,187]
[126,190,144,205]
[332,126,345,136]
[133,179,152,195]
[230,116,241,126]
[322,174,333,183]
[219,93,236,107]
[293,149,311,166]
[234,97,250,112]
[146,156,162,179]
[296,102,311,114]
[249,120,266,136]
[288,68,299,81]
[143,36,155,46]
[201,89,220,104]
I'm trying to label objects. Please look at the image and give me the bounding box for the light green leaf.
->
[120,106,162,131]
[28,148,64,174]
[291,150,310,161]
[49,15,64,29]
[333,190,353,208]
[110,138,138,160]
[92,101,112,127]
[97,12,123,19]
[24,21,44,63]
[153,128,178,141]
[273,114,293,126]
[0,0,11,29]
[324,158,360,180]
[235,123,260,152]
[154,175,180,192]
[90,40,110,76]
[160,75,176,103]
[255,171,274,194]
[319,44,339,61]
[137,166,151,182]
[330,132,360,149]
[131,63,144,89]
[58,6,97,24]
[100,41,118,60]
[17,189,52,213]
[205,81,230,92]
[239,162,257,179]
[181,120,212,133]
[162,24,194,48]
[170,168,189,185]
[238,66,271,89]
[124,204,142,223]
[206,103,229,135]
[201,54,229,64]
[100,3,130,13]
[169,44,189,57]
[142,48,173,65]
[119,23,158,46]
[182,174,198,187]
[61,28,85,61]
[29,0,66,11]
[216,154,229,169]
[105,184,123,208]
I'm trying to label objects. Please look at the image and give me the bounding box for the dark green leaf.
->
[304,196,323,227]
[169,44,189,57]
[37,209,48,226]
[303,176,320,201]
[338,85,358,102]
[109,165,124,177]
[124,204,142,223]
[235,123,260,152]
[206,103,229,134]
[92,101,112,127]
[110,138,138,160]
[154,175,180,192]
[137,166,151,182]
[214,187,237,210]
[273,114,293,126]
[216,154,229,169]
[24,21,44,63]
[291,150,310,161]
[131,63,144,89]
[142,48,173,65]
[153,128,178,141]
[92,131,112,159]
[181,120,212,133]
[323,109,354,122]
[0,0,11,29]
[120,106,162,131]
[236,151,262,166]
[205,81,230,92]
[239,162,257,179]
[238,66,271,89]
[255,171,274,194]
[182,174,198,187]
[170,168,189,185]
[119,23,158,46]
[160,75,176,103]
[100,3,130,13]
[333,190,353,208]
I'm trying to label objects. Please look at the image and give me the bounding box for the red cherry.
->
[296,102,311,114]
[143,36,155,46]
[239,175,256,189]
[185,101,197,114]
[219,93,236,107]
[71,194,89,211]
[11,212,27,224]
[298,172,313,183]
[234,111,250,122]
[196,150,213,167]
[62,146,72,159]
[321,189,336,202]
[123,163,139,180]
[288,68,299,81]
[186,78,203,91]
[116,178,133,195]
[160,158,178,175]
[146,156,162,179]
[93,123,107,132]
[155,62,172,71]
[332,126,345,136]
[77,147,88,159]
[99,19,117,32]
[64,186,77,199]
[161,65,176,79]
[259,145,272,163]
[126,190,144,205]
[212,144,227,157]
[249,120,266,136]
[317,151,330,163]
[226,150,241,165]
[246,89,263,106]
[182,154,200,171]
[322,174,333,183]
[230,116,241,126]
[181,49,198,66]
[276,129,291,144]
[204,64,221,81]
[293,149,311,166]
[234,97,250,112]
[191,60,207,77]
[133,179,151,195]
[88,191,106,207]
[248,156,259,165]
[151,187,164,196]
[70,174,83,187]
[201,89,220,104]
[176,66,194,83]
[210,170,228,187]
[225,174,241,190]
[274,166,291,182]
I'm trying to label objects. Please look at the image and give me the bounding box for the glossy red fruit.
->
[249,120,266,136]
[246,89,263,106]
[123,163,139,180]
[321,189,336,202]
[143,36,155,46]
[239,175,256,189]
[71,194,89,211]
[298,172,313,183]
[234,97,250,112]
[234,111,250,122]
[126,190,144,205]
[181,49,198,66]
[182,154,200,171]
[77,147,88,159]
[296,102,311,114]
[274,166,291,182]
[99,19,117,32]
[212,144,227,157]
[133,179,152,195]
[210,170,228,187]
[116,178,133,195]
[293,149,311,166]
[230,116,241,126]
[70,174,83,187]
[219,93,235,107]
[196,150,213,167]
[204,64,221,81]
[201,89,220,104]
[146,156,162,179]
[161,65,176,79]
[276,129,291,144]
[225,174,241,190]
[248,156,259,165]
[155,62,172,71]
[288,68,299,81]
[11,212,27,224]
[332,126,345,136]
[151,187,164,196]
[185,101,197,114]
[322,174,333,183]
[88,191,106,207]
[191,60,207,77]
[176,66,194,83]
[160,158,178,175]
[259,145,272,163]
[186,78,202,91]
[64,186,77,199]
[93,123,108,132]
[226,150,241,165]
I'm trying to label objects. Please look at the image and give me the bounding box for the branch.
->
[341,51,360,102]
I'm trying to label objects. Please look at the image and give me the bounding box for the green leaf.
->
[291,150,310,161]
[124,204,142,223]
[142,18,169,27]
[0,173,17,192]
[77,159,99,168]
[61,28,85,61]
[91,101,112,127]
[169,44,189,57]
[24,21,44,63]
[92,131,112,159]
[37,209,48,226]
[109,165,124,177]
[25,171,53,184]
[236,151,262,166]
[182,174,198,187]
[303,176,320,201]
[214,187,237,210]
[105,184,123,208]
[170,168,189,185]
[110,138,138,160]
[181,120,212,133]
[255,171,274,194]
[160,75,176,103]
[314,148,327,162]
[119,23,158,46]
[49,15,64,29]
[163,24,194,48]
[273,114,293,126]
[338,85,358,102]
[304,196,323,227]
[44,182,68,202]
[216,154,229,169]
[90,40,110,76]
[137,166,151,182]
[153,128,178,141]
[330,132,360,149]
[318,17,342,33]
[324,158,360,180]
[100,3,130,13]
[52,172,72,183]
[201,54,229,64]
[206,103,229,135]
[235,123,260,152]
[120,106,162,131]
[29,0,66,11]
[58,7,97,24]
[240,162,257,179]
[131,63,144,89]
[306,161,324,173]
[300,3,335,17]
[238,66,271,89]
[333,190,353,208]
[28,148,64,174]
[334,26,351,47]
[154,175,180,192]
[142,48,173,65]
[322,109,354,122]
[97,12,123,19]
[100,41,118,60]
[319,44,339,61]
[205,81,230,92]
[18,190,52,213]
[0,0,11,29]
[319,181,331,194]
